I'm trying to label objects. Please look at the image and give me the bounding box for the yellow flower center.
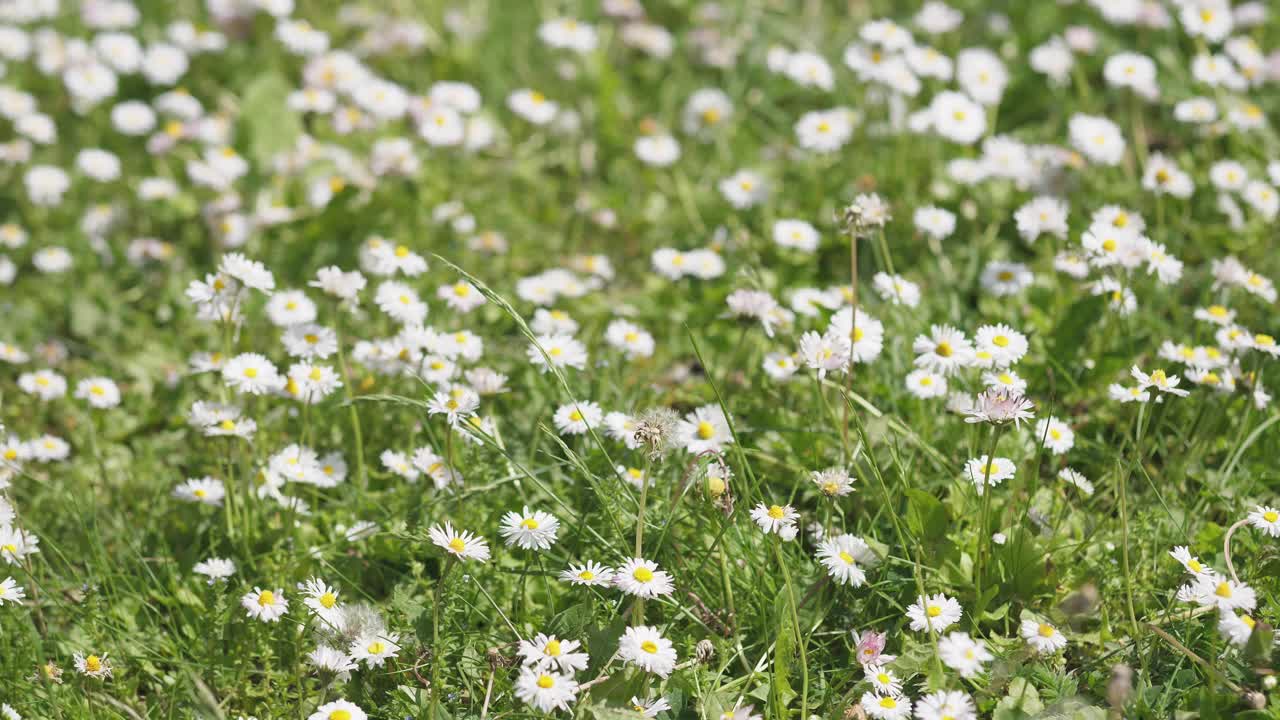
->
[926,605,942,617]
[394,245,410,258]
[578,570,594,581]
[877,672,890,684]
[879,697,897,709]
[696,421,715,440]
[633,567,654,582]
[936,342,952,357]
[219,419,236,431]
[640,640,659,654]
[1038,623,1055,638]
[537,674,554,689]
[521,518,540,530]
[329,711,352,720]
[1215,582,1233,598]
[1,543,15,554]
[367,641,385,654]
[839,551,855,564]
[453,283,470,297]
[257,590,275,606]
[448,538,466,553]
[569,410,583,422]
[243,367,258,379]
[992,335,1009,347]
[320,592,337,608]
[85,655,102,672]
[767,505,785,520]
[545,640,561,656]
[1188,559,1202,572]
[1264,511,1278,523]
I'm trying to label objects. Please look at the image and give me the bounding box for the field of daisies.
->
[4,0,1280,718]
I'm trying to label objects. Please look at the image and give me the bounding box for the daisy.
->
[982,369,1027,395]
[915,690,976,720]
[307,700,367,720]
[241,587,288,622]
[515,668,580,712]
[1218,610,1257,647]
[618,625,678,677]
[0,524,39,565]
[193,557,236,584]
[906,593,962,632]
[718,170,769,209]
[299,577,343,626]
[500,507,561,550]
[864,663,902,696]
[829,307,885,364]
[1247,505,1280,537]
[173,476,225,506]
[798,330,850,378]
[374,281,428,325]
[74,377,121,408]
[73,652,112,679]
[1020,619,1067,655]
[605,320,656,358]
[773,219,820,252]
[905,370,947,399]
[438,281,486,313]
[1169,546,1210,576]
[628,696,672,718]
[937,632,992,678]
[964,389,1034,427]
[222,353,285,395]
[349,631,401,667]
[429,523,490,562]
[749,503,799,539]
[860,691,911,720]
[553,401,603,436]
[1108,384,1151,403]
[528,334,588,372]
[1058,468,1094,496]
[675,405,733,454]
[913,325,973,375]
[811,468,855,497]
[929,91,985,144]
[872,273,921,307]
[973,324,1028,367]
[981,262,1033,296]
[614,558,674,598]
[308,646,357,676]
[816,534,873,587]
[0,576,25,605]
[963,456,1016,495]
[1035,417,1074,455]
[852,629,893,666]
[427,387,480,425]
[517,633,590,673]
[561,560,614,587]
[18,369,66,400]
[1130,366,1190,396]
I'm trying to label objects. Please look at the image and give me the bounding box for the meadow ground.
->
[1,0,1279,718]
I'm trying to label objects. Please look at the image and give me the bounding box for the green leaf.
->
[240,72,302,167]
[772,590,797,711]
[905,488,948,542]
[549,601,596,640]
[1049,294,1106,361]
[1243,620,1274,666]
[994,678,1044,720]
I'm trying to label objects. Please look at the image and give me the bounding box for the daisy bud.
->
[695,639,716,664]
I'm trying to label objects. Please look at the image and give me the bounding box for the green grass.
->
[1,0,1280,719]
